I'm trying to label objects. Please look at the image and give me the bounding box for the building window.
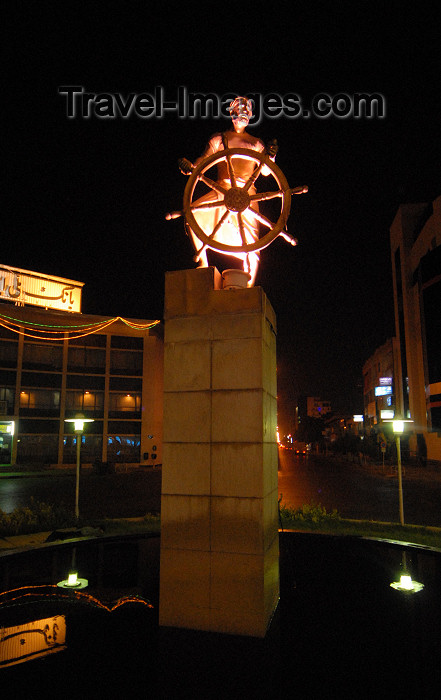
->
[20,389,60,414]
[110,349,143,376]
[111,336,143,349]
[67,375,105,390]
[23,343,63,371]
[17,435,58,464]
[108,393,141,416]
[0,326,17,341]
[62,434,103,464]
[19,419,59,433]
[109,376,142,392]
[69,334,106,348]
[0,340,18,368]
[0,387,14,413]
[65,390,104,415]
[21,371,62,388]
[107,435,141,463]
[68,346,106,373]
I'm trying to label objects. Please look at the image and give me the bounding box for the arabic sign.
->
[0,264,83,312]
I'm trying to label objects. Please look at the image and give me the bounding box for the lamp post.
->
[393,418,405,526]
[384,416,413,525]
[64,414,94,519]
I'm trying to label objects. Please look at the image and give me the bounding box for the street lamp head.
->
[392,419,405,434]
[383,415,413,434]
[64,414,94,433]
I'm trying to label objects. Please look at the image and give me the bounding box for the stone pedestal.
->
[159,268,279,638]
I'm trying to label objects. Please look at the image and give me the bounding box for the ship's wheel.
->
[167,147,307,260]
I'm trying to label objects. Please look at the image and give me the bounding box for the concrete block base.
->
[159,268,279,637]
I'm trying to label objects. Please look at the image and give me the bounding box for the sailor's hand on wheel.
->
[178,158,193,175]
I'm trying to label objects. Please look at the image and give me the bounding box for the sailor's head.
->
[229,96,252,127]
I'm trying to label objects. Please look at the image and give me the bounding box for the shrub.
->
[0,498,77,536]
[278,499,340,529]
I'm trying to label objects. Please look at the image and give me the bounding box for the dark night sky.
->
[3,3,440,424]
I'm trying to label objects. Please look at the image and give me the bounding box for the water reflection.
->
[1,614,66,667]
[0,533,440,696]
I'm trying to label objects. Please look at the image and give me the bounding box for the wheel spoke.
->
[237,213,248,247]
[190,199,225,213]
[225,154,237,188]
[250,189,283,203]
[198,173,228,196]
[243,163,264,191]
[207,209,231,240]
[243,208,275,230]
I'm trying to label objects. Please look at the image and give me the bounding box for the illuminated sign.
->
[0,264,83,312]
[381,410,394,419]
[375,386,392,396]
[353,415,364,422]
[379,377,393,386]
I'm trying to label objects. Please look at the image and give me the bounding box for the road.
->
[0,470,162,520]
[278,449,441,527]
[1,452,440,527]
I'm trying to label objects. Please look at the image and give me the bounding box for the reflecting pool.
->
[1,533,440,697]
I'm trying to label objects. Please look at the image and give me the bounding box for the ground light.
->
[57,572,88,589]
[390,575,424,594]
[57,546,88,589]
[390,551,424,594]
[64,414,94,519]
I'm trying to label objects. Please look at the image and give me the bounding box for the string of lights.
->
[0,312,160,341]
[119,318,161,330]
[0,584,154,612]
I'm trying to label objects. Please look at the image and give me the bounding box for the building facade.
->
[390,195,441,461]
[362,337,400,430]
[306,396,332,419]
[0,267,163,468]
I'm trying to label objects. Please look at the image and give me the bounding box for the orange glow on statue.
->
[166,96,308,286]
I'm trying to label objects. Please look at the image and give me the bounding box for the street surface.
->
[278,449,441,527]
[1,452,440,527]
[0,470,162,520]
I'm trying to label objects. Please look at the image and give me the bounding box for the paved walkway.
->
[0,530,53,552]
[344,455,441,482]
[0,523,144,554]
[0,464,147,478]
